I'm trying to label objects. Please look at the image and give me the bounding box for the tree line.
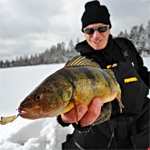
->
[0,21,150,68]
[0,39,79,68]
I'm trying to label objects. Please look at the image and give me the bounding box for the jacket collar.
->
[75,34,113,56]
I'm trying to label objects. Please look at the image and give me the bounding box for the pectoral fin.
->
[73,98,78,125]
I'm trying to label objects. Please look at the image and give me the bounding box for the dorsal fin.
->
[65,56,100,68]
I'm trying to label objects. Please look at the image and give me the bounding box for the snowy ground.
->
[0,58,150,150]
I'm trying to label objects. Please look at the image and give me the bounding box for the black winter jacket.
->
[58,35,150,149]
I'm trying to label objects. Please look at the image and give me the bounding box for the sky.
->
[0,0,150,61]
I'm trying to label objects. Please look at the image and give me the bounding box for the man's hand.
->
[61,97,103,127]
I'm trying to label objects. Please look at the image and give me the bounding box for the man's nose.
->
[92,30,101,38]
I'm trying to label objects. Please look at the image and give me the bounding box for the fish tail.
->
[73,98,78,125]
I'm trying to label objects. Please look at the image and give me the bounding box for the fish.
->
[0,56,123,125]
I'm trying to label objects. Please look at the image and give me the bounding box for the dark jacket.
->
[76,35,149,88]
[58,35,150,149]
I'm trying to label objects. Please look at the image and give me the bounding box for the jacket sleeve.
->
[57,115,71,127]
[57,115,92,133]
[125,39,150,88]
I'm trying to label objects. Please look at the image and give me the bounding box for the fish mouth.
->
[18,107,39,120]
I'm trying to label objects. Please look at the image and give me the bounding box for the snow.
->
[0,63,73,150]
[0,58,150,150]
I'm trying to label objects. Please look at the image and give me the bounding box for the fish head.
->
[18,81,73,120]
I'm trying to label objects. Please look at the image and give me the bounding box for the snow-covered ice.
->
[0,58,149,150]
[0,63,73,150]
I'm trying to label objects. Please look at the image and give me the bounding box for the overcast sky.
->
[0,0,150,61]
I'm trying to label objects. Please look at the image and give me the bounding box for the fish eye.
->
[34,93,43,101]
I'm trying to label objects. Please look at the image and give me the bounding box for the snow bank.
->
[0,117,73,150]
[0,58,149,150]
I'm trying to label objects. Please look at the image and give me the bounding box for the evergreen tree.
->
[0,60,4,68]
[68,39,74,51]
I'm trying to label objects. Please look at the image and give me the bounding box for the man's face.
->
[84,23,110,50]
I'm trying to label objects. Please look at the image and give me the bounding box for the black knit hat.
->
[81,0,112,31]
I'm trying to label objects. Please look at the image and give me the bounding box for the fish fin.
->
[116,86,124,113]
[65,56,100,68]
[72,98,78,125]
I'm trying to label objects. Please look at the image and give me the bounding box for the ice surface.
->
[0,58,149,150]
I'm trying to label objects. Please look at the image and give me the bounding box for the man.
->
[57,0,150,149]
